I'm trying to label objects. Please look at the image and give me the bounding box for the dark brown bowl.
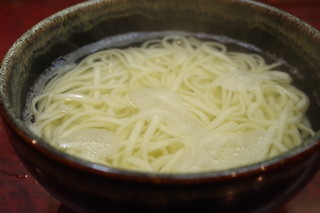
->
[1,0,320,212]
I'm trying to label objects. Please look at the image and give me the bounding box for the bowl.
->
[1,0,320,212]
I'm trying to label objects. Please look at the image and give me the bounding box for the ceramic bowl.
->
[1,0,320,212]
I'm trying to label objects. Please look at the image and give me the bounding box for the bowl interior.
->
[1,0,320,176]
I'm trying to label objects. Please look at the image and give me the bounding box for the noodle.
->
[27,35,314,173]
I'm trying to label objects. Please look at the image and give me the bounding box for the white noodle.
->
[28,35,314,173]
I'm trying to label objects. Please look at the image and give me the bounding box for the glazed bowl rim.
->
[1,0,320,182]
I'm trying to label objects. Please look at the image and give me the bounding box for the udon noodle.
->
[26,35,314,173]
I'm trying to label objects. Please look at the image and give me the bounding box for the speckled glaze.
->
[1,0,320,212]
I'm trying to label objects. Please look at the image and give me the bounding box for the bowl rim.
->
[1,0,320,183]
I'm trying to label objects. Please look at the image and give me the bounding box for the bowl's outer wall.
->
[5,119,320,213]
[1,0,320,212]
